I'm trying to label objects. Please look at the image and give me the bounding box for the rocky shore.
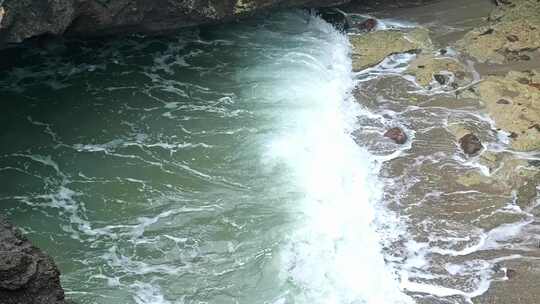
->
[0,217,66,304]
[343,0,540,302]
[0,0,347,49]
[346,0,540,218]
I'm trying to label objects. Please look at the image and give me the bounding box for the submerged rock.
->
[0,217,66,304]
[459,133,483,156]
[384,127,408,144]
[406,54,468,87]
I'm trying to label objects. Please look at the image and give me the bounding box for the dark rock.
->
[355,18,377,32]
[509,132,519,139]
[440,48,447,55]
[459,133,483,155]
[434,74,447,85]
[318,9,351,31]
[0,217,66,304]
[506,268,517,279]
[496,98,511,104]
[493,0,513,6]
[517,77,531,84]
[530,123,540,132]
[529,160,540,167]
[0,0,349,48]
[505,50,531,62]
[506,34,519,42]
[479,28,494,36]
[384,127,407,144]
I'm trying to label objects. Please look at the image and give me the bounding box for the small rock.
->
[506,34,519,42]
[459,133,483,155]
[506,268,517,279]
[497,98,511,104]
[384,127,407,144]
[356,18,377,32]
[455,70,466,80]
[517,77,530,84]
[493,0,513,6]
[440,48,447,55]
[434,74,447,85]
[480,28,494,36]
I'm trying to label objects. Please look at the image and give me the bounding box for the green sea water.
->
[0,11,409,304]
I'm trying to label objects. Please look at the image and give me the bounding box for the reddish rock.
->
[356,18,377,32]
[529,83,540,90]
[459,133,483,155]
[384,127,407,144]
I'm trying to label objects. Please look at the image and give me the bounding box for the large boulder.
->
[0,217,66,304]
[0,0,349,48]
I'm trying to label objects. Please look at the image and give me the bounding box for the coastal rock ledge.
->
[0,217,66,304]
[0,0,347,48]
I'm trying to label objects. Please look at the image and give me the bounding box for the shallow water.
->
[0,11,410,304]
[348,2,540,302]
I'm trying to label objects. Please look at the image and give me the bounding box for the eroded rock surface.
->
[478,70,540,151]
[457,0,540,64]
[349,27,432,71]
[0,217,66,304]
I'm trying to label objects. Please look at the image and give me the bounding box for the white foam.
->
[260,13,411,304]
[132,282,171,304]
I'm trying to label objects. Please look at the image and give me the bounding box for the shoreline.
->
[342,0,540,302]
